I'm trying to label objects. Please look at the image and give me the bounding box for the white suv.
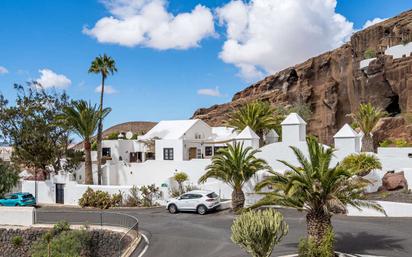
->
[166,190,220,215]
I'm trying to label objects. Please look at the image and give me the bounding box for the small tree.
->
[140,184,162,207]
[174,172,188,194]
[125,186,140,207]
[0,162,19,198]
[231,209,288,257]
[339,153,382,176]
[347,103,387,152]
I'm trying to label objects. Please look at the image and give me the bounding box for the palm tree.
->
[88,54,117,185]
[226,101,283,146]
[198,142,269,212]
[59,101,111,184]
[347,103,386,152]
[339,153,382,176]
[253,136,383,251]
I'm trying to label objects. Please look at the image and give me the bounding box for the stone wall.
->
[0,228,127,257]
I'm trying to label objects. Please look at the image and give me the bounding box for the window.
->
[191,194,203,199]
[206,192,218,199]
[102,147,111,157]
[163,148,174,160]
[205,146,213,156]
[180,194,190,200]
[196,148,202,159]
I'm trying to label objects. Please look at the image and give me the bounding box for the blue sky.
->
[0,0,411,131]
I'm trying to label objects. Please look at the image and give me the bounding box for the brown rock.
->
[381,171,408,191]
[192,9,412,145]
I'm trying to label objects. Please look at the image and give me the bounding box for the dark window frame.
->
[205,146,213,156]
[102,147,111,157]
[163,148,174,160]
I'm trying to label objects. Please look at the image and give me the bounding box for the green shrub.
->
[298,227,335,257]
[32,229,91,257]
[170,184,200,198]
[125,186,141,207]
[111,191,123,207]
[140,184,162,207]
[339,153,382,176]
[394,139,409,147]
[231,209,288,257]
[364,48,376,59]
[78,187,116,209]
[174,172,189,194]
[379,139,392,147]
[52,220,70,236]
[11,235,23,248]
[106,131,120,140]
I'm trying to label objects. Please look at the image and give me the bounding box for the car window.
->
[10,195,18,199]
[180,194,190,200]
[190,194,202,199]
[23,194,34,199]
[207,192,218,198]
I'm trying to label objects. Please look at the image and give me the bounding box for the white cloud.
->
[217,0,354,81]
[35,69,71,89]
[83,0,215,50]
[95,85,118,94]
[362,17,387,29]
[0,66,8,74]
[197,87,224,97]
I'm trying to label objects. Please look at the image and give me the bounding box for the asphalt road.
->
[36,207,412,257]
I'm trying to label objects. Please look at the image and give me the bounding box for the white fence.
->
[0,207,34,226]
[347,201,412,217]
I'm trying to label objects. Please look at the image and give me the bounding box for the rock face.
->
[193,9,412,145]
[380,171,408,191]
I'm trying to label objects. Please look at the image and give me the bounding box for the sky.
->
[0,0,411,131]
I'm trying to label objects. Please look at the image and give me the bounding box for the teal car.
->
[0,192,36,206]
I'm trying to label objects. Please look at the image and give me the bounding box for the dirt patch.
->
[365,189,412,203]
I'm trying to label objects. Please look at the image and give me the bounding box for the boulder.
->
[380,171,408,191]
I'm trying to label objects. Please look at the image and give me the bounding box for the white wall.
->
[334,137,361,159]
[347,201,412,217]
[0,207,34,226]
[385,42,412,59]
[22,180,56,204]
[155,139,184,161]
[282,124,306,144]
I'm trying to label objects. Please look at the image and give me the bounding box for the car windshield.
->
[22,194,34,199]
[206,192,218,198]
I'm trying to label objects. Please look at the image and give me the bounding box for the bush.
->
[364,48,376,59]
[78,187,119,209]
[170,184,200,198]
[339,153,382,176]
[140,184,162,207]
[11,235,23,248]
[106,131,120,140]
[32,229,91,257]
[379,139,392,147]
[231,209,288,257]
[52,220,70,236]
[298,227,335,257]
[111,191,123,207]
[125,186,141,207]
[394,139,409,147]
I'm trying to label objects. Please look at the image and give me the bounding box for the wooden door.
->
[189,147,197,160]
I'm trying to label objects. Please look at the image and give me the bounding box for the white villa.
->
[20,113,412,206]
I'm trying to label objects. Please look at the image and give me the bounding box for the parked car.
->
[166,190,220,215]
[0,192,36,206]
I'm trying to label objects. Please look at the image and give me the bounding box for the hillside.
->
[192,9,412,146]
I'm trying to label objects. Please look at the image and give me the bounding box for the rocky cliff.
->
[193,9,412,145]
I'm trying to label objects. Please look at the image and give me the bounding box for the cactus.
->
[231,209,288,257]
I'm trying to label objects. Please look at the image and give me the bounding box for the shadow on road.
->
[335,232,406,254]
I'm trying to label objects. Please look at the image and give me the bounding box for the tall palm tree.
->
[59,101,111,184]
[226,101,283,146]
[88,54,117,185]
[253,136,383,251]
[198,142,269,212]
[347,103,386,152]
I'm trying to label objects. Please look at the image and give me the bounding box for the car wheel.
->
[15,203,19,206]
[168,204,178,214]
[197,205,207,215]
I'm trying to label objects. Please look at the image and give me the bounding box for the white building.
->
[21,113,412,206]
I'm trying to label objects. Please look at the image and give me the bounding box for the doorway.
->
[55,184,64,204]
[189,147,197,160]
